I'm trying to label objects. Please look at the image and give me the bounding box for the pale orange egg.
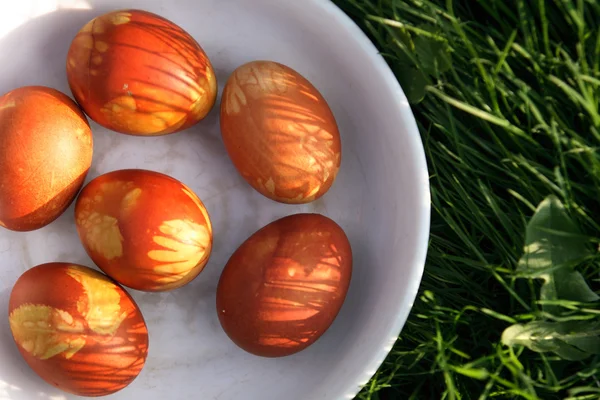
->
[220,61,342,204]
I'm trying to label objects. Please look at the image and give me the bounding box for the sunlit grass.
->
[333,0,600,398]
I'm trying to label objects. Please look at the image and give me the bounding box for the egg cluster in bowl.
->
[1,9,353,397]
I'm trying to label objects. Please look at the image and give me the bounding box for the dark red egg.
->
[66,9,217,136]
[8,263,149,397]
[74,169,213,292]
[0,86,93,232]
[216,213,352,357]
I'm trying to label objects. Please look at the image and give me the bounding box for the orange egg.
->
[74,169,213,292]
[8,263,149,397]
[66,9,217,136]
[216,213,352,357]
[220,61,342,204]
[0,86,93,232]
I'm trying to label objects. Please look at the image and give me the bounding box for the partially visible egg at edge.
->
[0,85,93,232]
[8,262,149,397]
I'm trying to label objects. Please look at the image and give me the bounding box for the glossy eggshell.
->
[74,169,213,292]
[66,9,217,136]
[220,61,342,204]
[216,213,352,357]
[8,263,149,397]
[0,86,93,232]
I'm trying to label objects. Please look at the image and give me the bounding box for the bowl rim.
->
[0,0,432,398]
[314,0,431,398]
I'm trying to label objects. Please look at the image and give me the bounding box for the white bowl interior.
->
[0,1,430,399]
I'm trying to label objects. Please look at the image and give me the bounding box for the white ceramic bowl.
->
[0,1,430,399]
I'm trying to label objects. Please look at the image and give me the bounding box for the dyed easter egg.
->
[220,61,341,204]
[8,263,149,396]
[74,169,212,292]
[0,86,93,231]
[216,213,352,357]
[66,9,217,136]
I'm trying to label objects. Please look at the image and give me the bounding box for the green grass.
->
[330,0,600,399]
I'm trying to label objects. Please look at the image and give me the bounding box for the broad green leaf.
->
[517,195,599,314]
[518,195,589,271]
[542,269,600,306]
[501,320,600,361]
[396,65,427,104]
[386,26,415,65]
[413,35,452,76]
[566,336,600,354]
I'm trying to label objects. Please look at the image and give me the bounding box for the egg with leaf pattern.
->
[220,61,342,204]
[74,169,213,292]
[216,213,352,357]
[66,9,217,136]
[8,263,149,397]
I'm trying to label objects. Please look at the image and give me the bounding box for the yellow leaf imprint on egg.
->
[76,181,139,259]
[305,184,322,199]
[9,305,86,360]
[121,188,142,215]
[189,93,207,118]
[80,17,106,35]
[68,31,94,75]
[187,69,211,116]
[0,100,16,111]
[93,19,106,34]
[107,11,132,25]
[292,193,305,202]
[79,35,94,50]
[148,220,211,284]
[95,180,136,198]
[224,79,247,115]
[236,62,288,100]
[189,69,215,120]
[100,94,188,134]
[109,96,137,113]
[334,152,341,166]
[92,55,103,65]
[95,41,109,53]
[265,177,276,195]
[236,64,258,86]
[253,63,288,94]
[78,210,124,260]
[79,19,94,33]
[205,64,217,96]
[152,111,187,132]
[301,123,334,141]
[66,266,127,336]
